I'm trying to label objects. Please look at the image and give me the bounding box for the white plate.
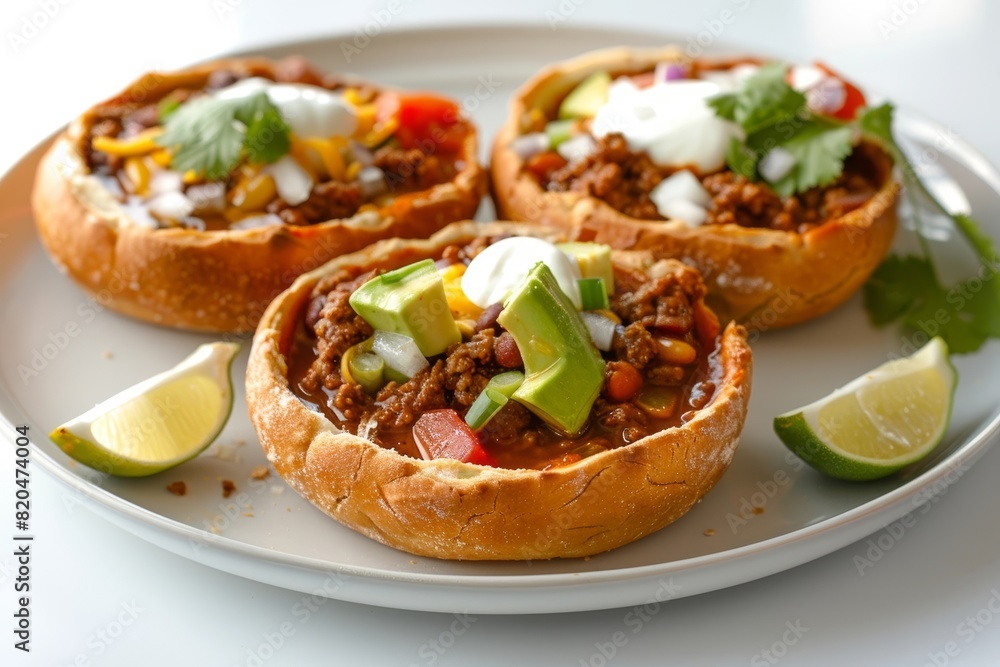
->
[2,26,999,615]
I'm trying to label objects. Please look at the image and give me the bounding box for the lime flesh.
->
[774,337,957,481]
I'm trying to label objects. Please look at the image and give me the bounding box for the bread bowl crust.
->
[246,221,752,560]
[491,46,900,329]
[32,57,487,333]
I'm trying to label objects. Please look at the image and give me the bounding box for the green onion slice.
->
[578,278,610,311]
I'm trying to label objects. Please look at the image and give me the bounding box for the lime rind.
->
[49,342,239,477]
[774,337,957,481]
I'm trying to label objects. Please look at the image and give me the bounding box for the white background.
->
[2,0,1000,665]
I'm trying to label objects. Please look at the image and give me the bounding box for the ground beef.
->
[443,330,496,407]
[703,172,801,231]
[88,118,123,172]
[594,399,649,442]
[272,55,324,86]
[269,180,364,226]
[331,382,373,422]
[302,270,375,392]
[122,105,160,138]
[481,400,533,445]
[612,322,658,370]
[373,362,448,429]
[375,146,455,193]
[546,134,663,220]
[612,275,696,335]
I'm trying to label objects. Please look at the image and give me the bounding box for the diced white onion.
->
[186,182,227,213]
[759,147,798,183]
[265,155,313,206]
[580,312,616,351]
[650,170,711,208]
[146,191,195,220]
[510,133,550,160]
[357,166,387,199]
[658,199,708,227]
[149,170,184,195]
[557,134,597,163]
[372,331,429,379]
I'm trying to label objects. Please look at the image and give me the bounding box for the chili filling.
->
[519,62,884,234]
[287,237,724,471]
[83,57,471,232]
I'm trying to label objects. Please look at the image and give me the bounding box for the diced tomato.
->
[413,409,497,466]
[393,94,466,152]
[815,62,867,120]
[525,151,567,180]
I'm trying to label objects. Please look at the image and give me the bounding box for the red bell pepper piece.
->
[413,409,497,466]
[391,94,466,153]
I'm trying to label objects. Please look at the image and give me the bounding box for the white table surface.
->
[2,0,1000,665]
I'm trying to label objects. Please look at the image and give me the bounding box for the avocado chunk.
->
[497,263,606,435]
[558,242,615,295]
[558,71,612,120]
[349,259,461,357]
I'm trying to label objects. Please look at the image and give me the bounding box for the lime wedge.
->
[774,337,956,481]
[50,342,240,477]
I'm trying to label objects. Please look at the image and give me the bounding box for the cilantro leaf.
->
[766,121,853,197]
[863,255,937,326]
[725,136,758,179]
[707,92,738,123]
[244,107,291,165]
[722,63,807,135]
[158,95,245,180]
[156,91,291,179]
[864,254,993,354]
[857,102,895,149]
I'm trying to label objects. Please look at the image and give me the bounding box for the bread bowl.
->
[491,46,900,330]
[246,221,752,560]
[32,56,486,333]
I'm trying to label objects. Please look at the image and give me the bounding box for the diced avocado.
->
[557,242,615,295]
[558,71,612,120]
[544,119,575,148]
[349,259,461,357]
[497,263,605,436]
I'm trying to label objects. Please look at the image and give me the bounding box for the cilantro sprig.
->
[710,67,1000,353]
[858,103,1000,353]
[155,92,291,180]
[708,63,854,197]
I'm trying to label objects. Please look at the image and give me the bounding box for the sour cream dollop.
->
[591,78,742,173]
[213,77,357,139]
[462,237,582,309]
